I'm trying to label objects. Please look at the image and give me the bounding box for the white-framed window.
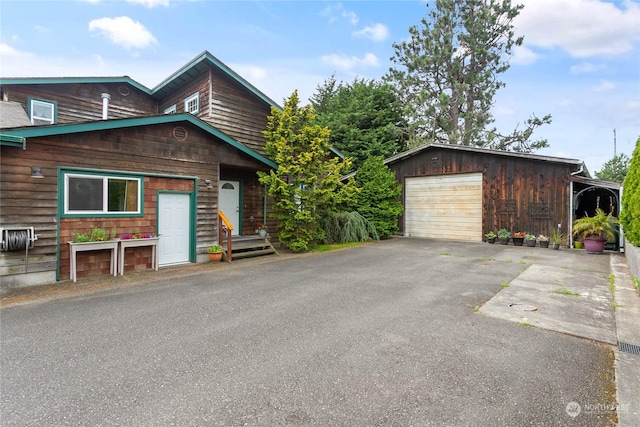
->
[164,104,177,114]
[64,173,142,215]
[184,92,199,114]
[29,98,56,125]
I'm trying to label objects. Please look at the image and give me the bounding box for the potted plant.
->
[257,224,268,238]
[511,231,525,246]
[573,236,584,249]
[206,244,223,262]
[485,231,497,244]
[551,229,563,250]
[571,208,618,254]
[497,228,510,245]
[71,226,116,243]
[525,233,536,247]
[537,234,549,249]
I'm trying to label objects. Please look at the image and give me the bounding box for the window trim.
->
[163,104,177,114]
[184,92,199,115]
[61,171,144,217]
[28,98,57,125]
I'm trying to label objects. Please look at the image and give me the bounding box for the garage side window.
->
[64,173,141,215]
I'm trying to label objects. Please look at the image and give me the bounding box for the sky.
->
[1,0,639,174]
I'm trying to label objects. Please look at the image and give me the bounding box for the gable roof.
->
[0,51,282,110]
[0,113,278,169]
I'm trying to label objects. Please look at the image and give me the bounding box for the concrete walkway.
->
[480,250,640,426]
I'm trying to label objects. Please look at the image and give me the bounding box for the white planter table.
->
[68,240,119,282]
[118,237,159,276]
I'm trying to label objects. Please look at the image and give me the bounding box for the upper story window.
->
[164,104,177,114]
[29,98,56,125]
[63,172,142,216]
[184,92,199,114]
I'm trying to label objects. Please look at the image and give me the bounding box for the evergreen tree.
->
[258,90,359,251]
[311,77,407,171]
[355,156,403,239]
[620,138,640,246]
[385,0,550,152]
[595,153,630,183]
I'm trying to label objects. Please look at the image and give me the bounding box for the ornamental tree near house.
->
[258,90,359,251]
[355,156,403,239]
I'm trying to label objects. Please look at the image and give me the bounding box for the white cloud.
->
[320,52,378,70]
[321,3,358,25]
[232,64,267,81]
[354,23,389,42]
[126,0,170,7]
[88,16,157,50]
[515,0,640,57]
[511,45,538,65]
[570,61,607,74]
[592,80,616,92]
[0,43,31,57]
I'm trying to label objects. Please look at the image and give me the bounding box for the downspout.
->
[262,185,267,225]
[569,162,583,248]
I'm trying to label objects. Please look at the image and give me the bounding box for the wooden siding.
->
[387,147,575,239]
[1,83,157,124]
[157,72,210,118]
[0,121,271,284]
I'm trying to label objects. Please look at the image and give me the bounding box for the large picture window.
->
[64,173,141,215]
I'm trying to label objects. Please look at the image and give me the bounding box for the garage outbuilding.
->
[384,143,619,246]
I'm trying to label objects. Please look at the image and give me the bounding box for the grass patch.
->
[517,322,534,327]
[473,305,480,313]
[505,259,512,263]
[633,277,640,293]
[610,302,624,311]
[609,274,615,298]
[501,281,510,288]
[561,264,568,269]
[553,289,581,297]
[312,242,363,252]
[519,259,527,265]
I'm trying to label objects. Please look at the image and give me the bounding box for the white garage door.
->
[405,173,482,241]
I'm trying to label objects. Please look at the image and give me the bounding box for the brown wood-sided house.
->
[382,143,621,247]
[0,51,281,288]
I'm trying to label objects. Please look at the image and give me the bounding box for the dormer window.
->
[164,104,177,114]
[184,92,199,114]
[29,98,56,125]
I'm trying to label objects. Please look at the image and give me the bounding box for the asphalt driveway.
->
[0,238,616,426]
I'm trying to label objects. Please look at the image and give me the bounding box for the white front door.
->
[158,193,191,265]
[219,180,240,235]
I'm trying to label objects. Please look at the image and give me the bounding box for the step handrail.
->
[218,210,233,262]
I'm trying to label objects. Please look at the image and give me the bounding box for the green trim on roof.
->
[0,76,151,95]
[0,133,26,149]
[3,114,277,169]
[151,51,281,109]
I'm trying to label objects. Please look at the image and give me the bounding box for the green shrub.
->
[621,137,640,246]
[320,211,379,244]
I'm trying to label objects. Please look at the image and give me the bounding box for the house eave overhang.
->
[1,114,277,169]
[0,76,152,95]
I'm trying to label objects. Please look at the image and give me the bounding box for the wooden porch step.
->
[222,235,277,261]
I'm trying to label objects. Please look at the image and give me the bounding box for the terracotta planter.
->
[583,237,606,254]
[208,252,223,262]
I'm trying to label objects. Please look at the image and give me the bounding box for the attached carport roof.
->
[0,113,278,169]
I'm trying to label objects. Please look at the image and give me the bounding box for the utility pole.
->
[613,128,617,157]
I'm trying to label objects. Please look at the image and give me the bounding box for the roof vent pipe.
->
[101,93,111,120]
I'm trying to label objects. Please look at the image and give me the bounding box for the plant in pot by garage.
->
[485,231,497,244]
[571,208,618,254]
[525,233,536,247]
[206,244,223,262]
[497,228,511,245]
[257,224,268,238]
[511,231,525,246]
[573,235,584,249]
[551,229,563,250]
[537,234,549,248]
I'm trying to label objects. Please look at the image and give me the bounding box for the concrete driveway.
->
[0,238,619,426]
